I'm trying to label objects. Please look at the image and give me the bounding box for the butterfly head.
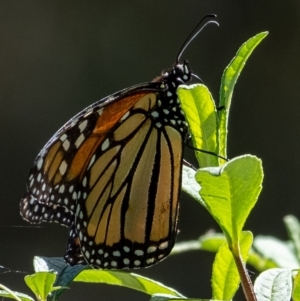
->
[155,59,192,90]
[173,59,192,84]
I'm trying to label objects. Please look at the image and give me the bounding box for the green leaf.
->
[177,84,218,167]
[292,271,300,301]
[74,270,184,298]
[283,215,300,260]
[24,272,56,301]
[212,231,253,300]
[254,268,292,301]
[253,236,300,268]
[181,165,205,207]
[218,32,268,158]
[196,155,263,244]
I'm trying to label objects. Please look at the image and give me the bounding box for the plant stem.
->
[233,253,257,301]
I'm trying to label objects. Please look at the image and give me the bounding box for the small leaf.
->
[196,155,263,243]
[212,231,253,300]
[253,236,300,268]
[254,268,292,301]
[178,84,218,167]
[75,270,184,297]
[24,272,56,301]
[218,32,268,158]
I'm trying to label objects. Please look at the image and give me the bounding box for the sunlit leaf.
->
[196,155,263,244]
[178,84,218,167]
[75,270,184,297]
[253,236,300,269]
[24,272,56,301]
[218,32,268,158]
[254,268,292,301]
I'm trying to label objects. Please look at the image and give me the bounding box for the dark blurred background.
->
[0,1,299,300]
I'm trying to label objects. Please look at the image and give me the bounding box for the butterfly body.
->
[20,60,192,269]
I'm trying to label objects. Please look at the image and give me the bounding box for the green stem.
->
[233,253,257,301]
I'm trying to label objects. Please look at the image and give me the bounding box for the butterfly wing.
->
[20,81,186,268]
[71,91,184,268]
[20,83,161,226]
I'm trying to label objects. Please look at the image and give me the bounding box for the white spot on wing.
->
[159,241,169,250]
[146,258,155,264]
[59,160,68,175]
[37,158,43,171]
[123,258,130,265]
[59,185,65,193]
[60,134,67,141]
[101,139,110,151]
[113,251,121,257]
[78,120,88,132]
[87,154,96,169]
[147,246,156,253]
[62,139,70,151]
[75,133,85,149]
[134,250,144,256]
[151,111,159,118]
[111,261,118,267]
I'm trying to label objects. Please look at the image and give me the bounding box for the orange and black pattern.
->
[20,60,192,269]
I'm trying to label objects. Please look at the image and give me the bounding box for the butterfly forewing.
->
[20,85,161,225]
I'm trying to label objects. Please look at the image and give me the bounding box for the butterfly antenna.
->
[176,14,219,64]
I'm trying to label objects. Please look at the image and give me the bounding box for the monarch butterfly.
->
[20,15,217,269]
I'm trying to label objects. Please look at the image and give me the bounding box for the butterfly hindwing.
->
[72,92,184,268]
